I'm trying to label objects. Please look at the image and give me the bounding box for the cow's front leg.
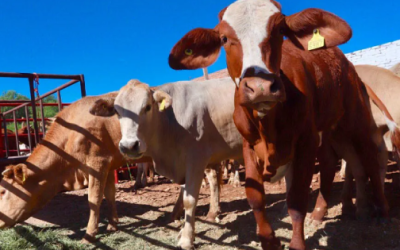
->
[204,166,221,222]
[244,141,281,250]
[104,168,118,231]
[287,135,317,250]
[177,163,205,250]
[171,185,184,222]
[134,163,145,190]
[310,143,338,223]
[83,164,108,243]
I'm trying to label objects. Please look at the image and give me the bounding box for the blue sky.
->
[1,0,399,103]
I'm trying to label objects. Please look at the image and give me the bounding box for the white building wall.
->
[345,40,400,69]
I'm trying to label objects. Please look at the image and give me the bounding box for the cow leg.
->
[134,163,144,189]
[341,163,356,217]
[286,135,317,250]
[228,161,241,187]
[339,159,347,179]
[205,166,221,222]
[243,141,281,250]
[336,143,370,219]
[177,162,206,250]
[141,163,148,187]
[223,160,229,180]
[171,185,184,222]
[310,143,339,223]
[83,168,108,243]
[104,169,118,231]
[148,164,155,184]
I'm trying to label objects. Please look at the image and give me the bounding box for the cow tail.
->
[364,83,400,155]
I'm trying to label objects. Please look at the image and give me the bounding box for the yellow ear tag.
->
[308,29,325,51]
[22,173,26,183]
[159,99,166,111]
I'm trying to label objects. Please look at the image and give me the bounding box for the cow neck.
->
[23,123,74,193]
[148,107,177,156]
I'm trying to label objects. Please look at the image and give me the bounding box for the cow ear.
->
[169,28,222,70]
[89,98,116,117]
[14,164,27,183]
[153,90,172,112]
[1,166,14,179]
[284,8,352,50]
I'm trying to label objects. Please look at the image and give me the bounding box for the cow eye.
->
[185,49,193,56]
[221,36,228,44]
[279,28,285,35]
[145,105,151,113]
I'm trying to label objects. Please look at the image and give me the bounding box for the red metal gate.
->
[0,72,86,168]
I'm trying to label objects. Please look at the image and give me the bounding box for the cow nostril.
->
[132,141,139,151]
[244,81,255,93]
[119,144,128,154]
[270,80,279,93]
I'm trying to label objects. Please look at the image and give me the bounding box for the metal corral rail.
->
[0,72,86,167]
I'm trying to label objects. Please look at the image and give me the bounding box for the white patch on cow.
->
[223,0,280,77]
[257,111,266,118]
[318,131,323,147]
[115,86,150,154]
[270,161,292,183]
[383,113,399,133]
[234,78,240,87]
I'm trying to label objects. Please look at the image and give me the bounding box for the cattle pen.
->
[0,72,86,169]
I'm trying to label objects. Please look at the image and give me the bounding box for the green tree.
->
[0,90,59,131]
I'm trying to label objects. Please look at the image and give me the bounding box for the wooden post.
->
[203,68,209,80]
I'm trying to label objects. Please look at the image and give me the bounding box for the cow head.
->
[90,80,172,159]
[169,0,352,114]
[0,164,38,228]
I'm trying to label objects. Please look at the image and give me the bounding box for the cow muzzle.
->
[119,139,146,159]
[238,72,285,117]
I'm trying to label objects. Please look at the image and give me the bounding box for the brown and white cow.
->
[334,65,400,216]
[0,92,229,243]
[90,78,243,250]
[169,1,388,249]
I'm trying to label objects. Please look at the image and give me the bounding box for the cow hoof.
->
[133,183,143,190]
[375,216,391,225]
[177,237,194,250]
[356,209,371,222]
[310,207,327,224]
[148,177,154,184]
[233,179,241,187]
[341,203,356,219]
[81,234,97,244]
[201,179,207,188]
[107,223,118,232]
[206,211,220,223]
[259,237,282,250]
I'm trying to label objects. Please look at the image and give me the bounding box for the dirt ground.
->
[22,163,400,250]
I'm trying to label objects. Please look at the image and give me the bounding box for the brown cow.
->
[169,1,388,249]
[0,92,223,243]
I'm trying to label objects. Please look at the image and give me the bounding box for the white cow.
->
[90,78,243,250]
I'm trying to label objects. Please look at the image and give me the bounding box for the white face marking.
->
[115,86,149,153]
[223,0,280,78]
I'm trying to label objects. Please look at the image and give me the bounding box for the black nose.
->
[119,144,129,154]
[132,141,139,152]
[119,141,140,154]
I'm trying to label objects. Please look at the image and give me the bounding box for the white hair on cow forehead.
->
[223,0,280,78]
[115,85,150,115]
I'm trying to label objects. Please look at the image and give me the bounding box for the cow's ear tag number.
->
[308,29,325,51]
[159,99,166,111]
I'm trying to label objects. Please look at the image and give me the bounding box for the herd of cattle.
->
[1,1,400,249]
